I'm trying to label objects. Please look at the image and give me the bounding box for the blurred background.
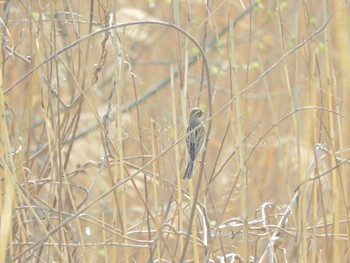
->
[1,0,350,262]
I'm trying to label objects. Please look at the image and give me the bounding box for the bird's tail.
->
[183,159,194,180]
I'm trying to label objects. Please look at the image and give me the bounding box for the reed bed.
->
[0,0,349,262]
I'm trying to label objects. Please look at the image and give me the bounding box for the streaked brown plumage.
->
[183,108,206,180]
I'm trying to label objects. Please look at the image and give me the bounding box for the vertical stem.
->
[110,6,129,260]
[170,64,184,259]
[229,22,248,261]
[0,34,15,263]
[150,119,161,261]
[330,0,350,260]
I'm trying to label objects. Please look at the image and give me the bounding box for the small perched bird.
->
[183,108,206,180]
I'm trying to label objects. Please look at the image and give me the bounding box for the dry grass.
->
[1,0,350,262]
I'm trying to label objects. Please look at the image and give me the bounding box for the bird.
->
[183,108,206,180]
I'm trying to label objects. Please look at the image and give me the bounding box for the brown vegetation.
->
[0,0,349,262]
